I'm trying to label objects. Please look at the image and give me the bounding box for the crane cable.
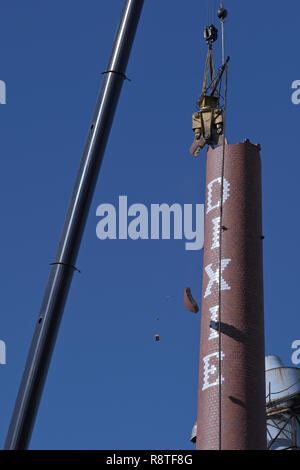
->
[217,1,228,451]
[221,4,225,65]
[208,0,218,24]
[207,0,210,24]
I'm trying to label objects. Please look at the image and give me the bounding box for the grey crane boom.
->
[4,0,144,450]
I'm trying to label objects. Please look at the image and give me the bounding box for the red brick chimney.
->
[196,141,266,450]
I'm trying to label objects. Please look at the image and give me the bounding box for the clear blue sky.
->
[0,0,299,450]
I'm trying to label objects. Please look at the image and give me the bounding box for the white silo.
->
[266,355,300,450]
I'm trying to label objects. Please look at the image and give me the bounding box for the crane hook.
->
[204,24,218,44]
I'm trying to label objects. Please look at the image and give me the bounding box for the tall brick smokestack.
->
[196,141,266,450]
